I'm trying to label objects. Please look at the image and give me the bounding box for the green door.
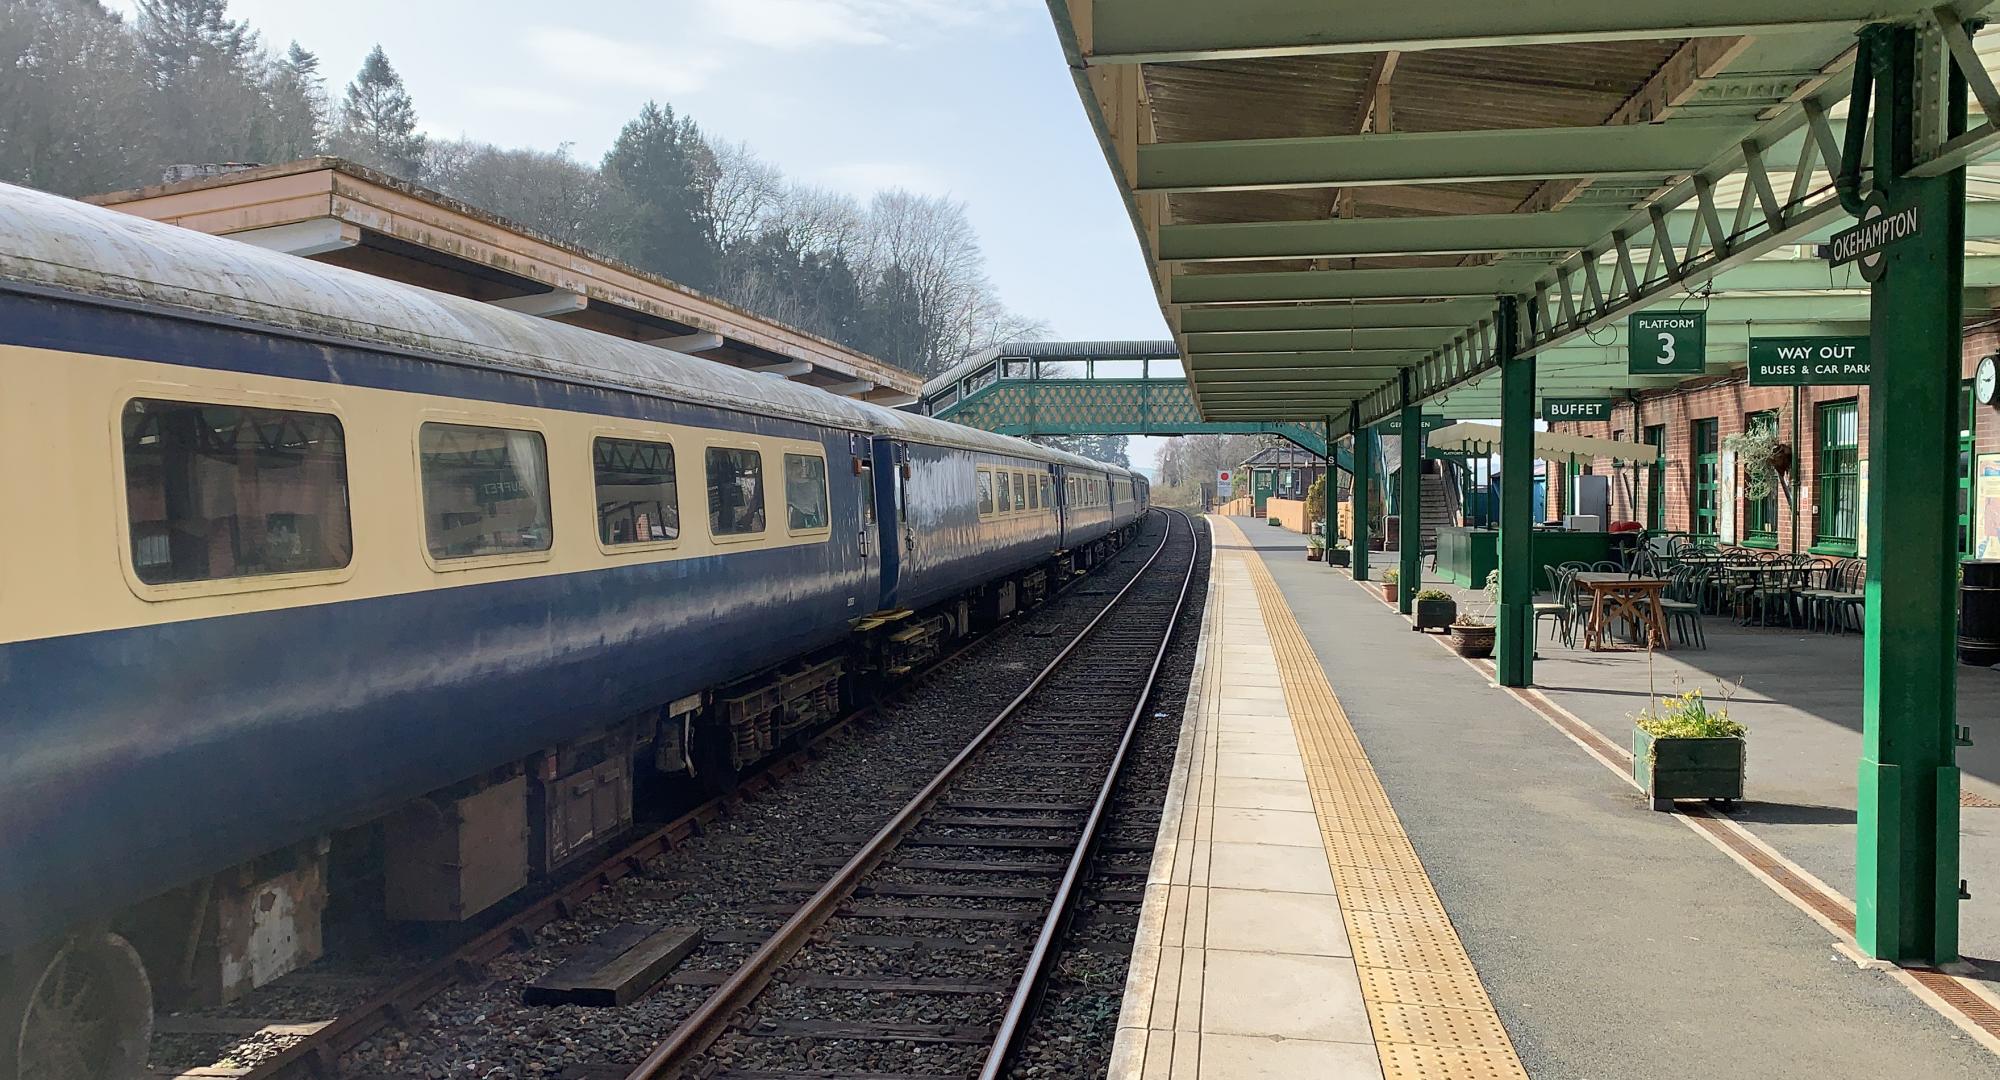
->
[1643,424,1666,531]
[1691,419,1719,538]
[1961,382,1975,557]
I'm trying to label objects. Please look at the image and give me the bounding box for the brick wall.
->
[1547,327,2000,555]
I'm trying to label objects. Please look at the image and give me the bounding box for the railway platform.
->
[1114,514,2000,1080]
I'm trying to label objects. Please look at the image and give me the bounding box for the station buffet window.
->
[122,398,352,584]
[707,447,766,536]
[1814,400,1860,553]
[419,423,553,559]
[594,437,678,546]
[784,453,829,531]
[1741,411,1779,547]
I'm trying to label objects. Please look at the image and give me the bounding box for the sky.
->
[113,0,1175,467]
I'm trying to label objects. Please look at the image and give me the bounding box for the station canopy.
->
[1426,422,1662,465]
[1047,2,2000,433]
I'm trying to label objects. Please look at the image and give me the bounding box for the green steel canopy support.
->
[1856,22,1966,966]
[1352,403,1372,583]
[1495,299,1533,688]
[1398,378,1422,616]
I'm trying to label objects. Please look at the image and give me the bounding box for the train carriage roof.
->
[0,183,1132,478]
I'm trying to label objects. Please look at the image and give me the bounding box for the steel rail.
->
[227,547,1095,1080]
[978,510,1199,1078]
[625,508,1187,1080]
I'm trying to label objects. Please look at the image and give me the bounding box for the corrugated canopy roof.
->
[1047,1,2000,432]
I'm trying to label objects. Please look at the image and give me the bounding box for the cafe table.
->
[1571,572,1671,651]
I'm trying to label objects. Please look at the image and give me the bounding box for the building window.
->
[1690,419,1719,538]
[122,398,352,584]
[1741,411,1779,547]
[419,422,552,560]
[1815,399,1860,552]
[594,437,678,546]
[707,446,766,536]
[784,452,828,531]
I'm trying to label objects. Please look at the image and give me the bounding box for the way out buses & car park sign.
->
[1748,336,1872,386]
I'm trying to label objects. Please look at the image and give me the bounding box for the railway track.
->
[628,509,1200,1080]
[151,515,1182,1080]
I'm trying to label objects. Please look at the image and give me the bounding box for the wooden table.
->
[1572,573,1671,651]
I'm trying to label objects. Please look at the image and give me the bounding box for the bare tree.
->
[704,138,783,251]
[423,138,626,253]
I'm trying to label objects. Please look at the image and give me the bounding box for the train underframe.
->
[0,520,1141,1079]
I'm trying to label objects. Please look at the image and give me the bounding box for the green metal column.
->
[1398,374,1421,615]
[1323,413,1336,561]
[1495,298,1534,687]
[1352,403,1371,582]
[1856,23,1965,965]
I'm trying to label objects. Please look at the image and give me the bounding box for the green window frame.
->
[1643,424,1666,531]
[1690,418,1719,538]
[1960,381,1975,557]
[1740,411,1779,547]
[1813,399,1860,554]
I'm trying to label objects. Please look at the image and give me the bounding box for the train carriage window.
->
[593,437,678,546]
[707,447,766,536]
[1013,471,1028,511]
[998,471,1013,515]
[1027,477,1039,510]
[122,399,352,584]
[978,469,995,516]
[1040,476,1052,509]
[784,453,829,531]
[419,423,553,559]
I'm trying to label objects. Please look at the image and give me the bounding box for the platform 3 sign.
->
[1629,311,1706,374]
[1748,336,1871,386]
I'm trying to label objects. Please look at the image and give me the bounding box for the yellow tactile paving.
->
[1213,516,1531,1080]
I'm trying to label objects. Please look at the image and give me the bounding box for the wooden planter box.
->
[1327,548,1351,567]
[1632,728,1744,810]
[1412,597,1457,632]
[1448,624,1494,658]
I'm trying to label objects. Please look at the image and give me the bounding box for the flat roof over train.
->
[86,157,921,406]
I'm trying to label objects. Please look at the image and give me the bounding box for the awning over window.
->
[1425,422,1660,466]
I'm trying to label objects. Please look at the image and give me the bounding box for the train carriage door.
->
[869,435,905,609]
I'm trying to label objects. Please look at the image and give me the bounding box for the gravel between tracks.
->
[322,512,1197,1079]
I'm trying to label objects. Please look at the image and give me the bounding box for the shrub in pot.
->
[1328,545,1351,567]
[1412,587,1457,633]
[1380,568,1399,604]
[1307,536,1325,561]
[1449,570,1499,657]
[1632,689,1745,811]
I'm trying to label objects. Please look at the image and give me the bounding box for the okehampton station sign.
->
[1747,336,1872,386]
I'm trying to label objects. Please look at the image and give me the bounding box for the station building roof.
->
[88,157,920,406]
[1047,1,2000,431]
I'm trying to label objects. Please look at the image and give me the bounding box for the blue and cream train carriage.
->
[0,182,1145,1075]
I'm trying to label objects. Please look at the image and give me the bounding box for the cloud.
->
[471,85,585,116]
[523,27,726,96]
[691,0,1028,52]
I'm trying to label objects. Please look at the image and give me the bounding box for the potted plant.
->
[1381,568,1399,604]
[1723,422,1790,503]
[1412,587,1457,633]
[1449,570,1499,658]
[1327,545,1351,567]
[1307,535,1325,561]
[1632,689,1746,811]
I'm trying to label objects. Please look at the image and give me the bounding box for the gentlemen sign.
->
[1543,397,1613,422]
[1748,336,1872,386]
[1377,413,1449,436]
[1629,311,1706,374]
[1827,191,1919,282]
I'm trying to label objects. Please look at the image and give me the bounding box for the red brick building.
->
[1547,325,2000,559]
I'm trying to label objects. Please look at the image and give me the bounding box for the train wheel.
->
[687,716,748,797]
[2,932,152,1080]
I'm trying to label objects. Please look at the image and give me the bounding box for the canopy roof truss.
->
[1049,0,2000,430]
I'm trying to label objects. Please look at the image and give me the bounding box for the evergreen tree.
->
[0,0,159,193]
[857,262,928,369]
[332,45,424,179]
[601,100,719,291]
[264,42,326,161]
[135,0,274,164]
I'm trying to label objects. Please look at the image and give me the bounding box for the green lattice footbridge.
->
[917,341,1345,466]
